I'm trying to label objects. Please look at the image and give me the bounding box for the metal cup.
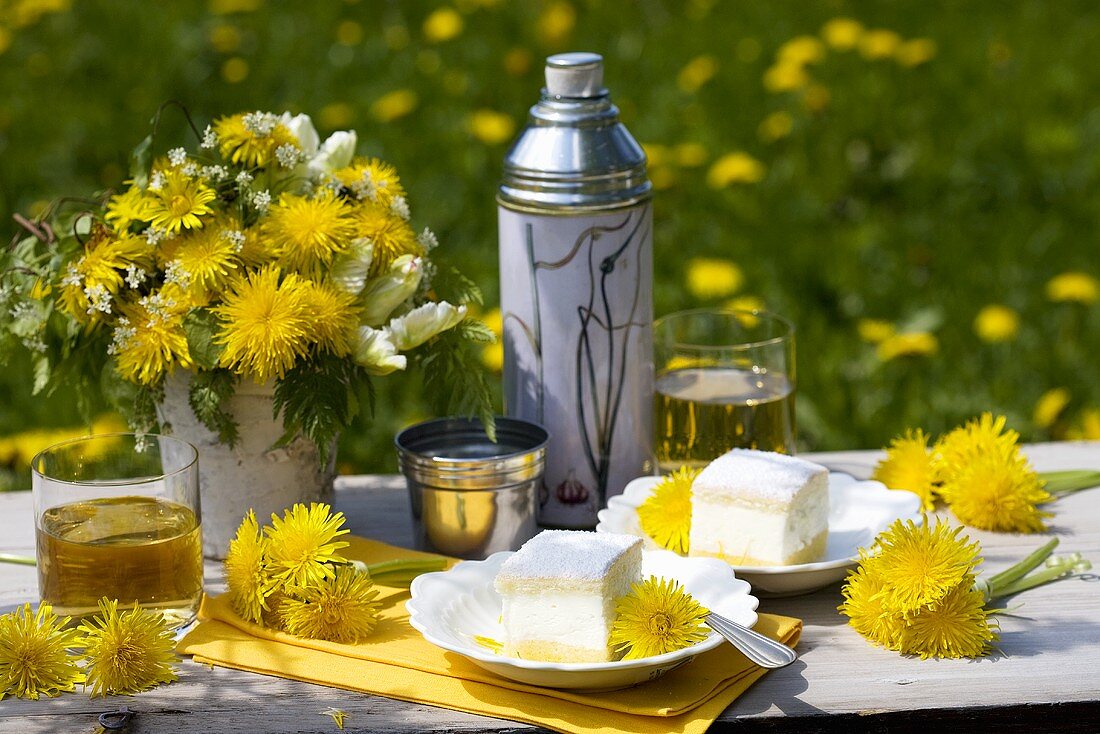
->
[395,417,548,559]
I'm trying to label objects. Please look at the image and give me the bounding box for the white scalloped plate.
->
[596,473,923,596]
[407,549,758,690]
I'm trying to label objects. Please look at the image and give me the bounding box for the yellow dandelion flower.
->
[536,0,576,47]
[859,29,902,59]
[821,17,864,51]
[777,35,826,66]
[422,7,463,43]
[334,156,407,207]
[1046,271,1099,304]
[370,89,418,122]
[872,429,939,511]
[300,280,359,355]
[503,47,532,77]
[706,152,766,188]
[838,564,904,649]
[0,603,83,700]
[934,413,1019,472]
[170,221,241,296]
[638,466,698,554]
[939,449,1052,533]
[677,55,719,93]
[468,109,516,145]
[234,224,276,267]
[104,186,155,232]
[214,266,311,382]
[973,304,1019,343]
[114,297,193,385]
[895,38,937,68]
[213,113,299,168]
[265,502,351,589]
[78,598,178,697]
[897,582,997,659]
[675,142,708,168]
[1034,388,1071,429]
[875,331,938,361]
[1067,408,1100,440]
[857,318,895,344]
[725,294,765,313]
[866,519,981,614]
[609,576,710,660]
[263,190,356,274]
[685,257,743,300]
[758,110,794,142]
[278,566,381,643]
[225,510,276,625]
[762,61,809,93]
[481,342,503,372]
[641,143,669,167]
[351,201,423,276]
[57,228,152,321]
[148,169,216,234]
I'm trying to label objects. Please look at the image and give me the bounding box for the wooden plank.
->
[0,443,1098,733]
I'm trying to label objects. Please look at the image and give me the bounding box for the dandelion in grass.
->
[300,280,359,356]
[279,567,381,644]
[838,565,903,649]
[78,598,178,697]
[213,112,299,168]
[897,582,997,659]
[334,157,406,206]
[214,266,310,382]
[263,190,356,274]
[935,413,1020,473]
[0,603,83,700]
[351,201,422,275]
[1033,388,1071,430]
[684,257,742,300]
[638,466,698,554]
[105,186,155,232]
[939,450,1052,533]
[872,428,939,511]
[265,502,350,589]
[225,510,277,625]
[868,519,980,613]
[610,576,709,660]
[1045,271,1099,304]
[147,170,217,234]
[875,331,938,361]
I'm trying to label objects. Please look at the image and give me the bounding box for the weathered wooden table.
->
[1,443,1098,733]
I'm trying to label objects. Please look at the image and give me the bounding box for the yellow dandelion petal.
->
[536,0,576,47]
[725,294,765,313]
[468,109,516,145]
[609,576,710,660]
[859,29,902,59]
[897,582,997,659]
[300,280,359,355]
[875,331,938,361]
[821,17,864,51]
[685,257,743,300]
[263,190,356,274]
[762,61,809,93]
[481,341,503,372]
[422,7,463,43]
[214,266,311,382]
[857,318,895,344]
[777,35,825,66]
[351,201,423,276]
[934,413,1019,473]
[370,89,418,122]
[148,170,217,234]
[677,54,719,93]
[895,38,937,68]
[265,502,351,589]
[939,449,1053,533]
[1046,271,1099,304]
[973,304,1019,343]
[334,156,407,206]
[707,152,766,188]
[1034,388,1071,429]
[1067,408,1100,440]
[171,221,242,295]
[57,228,152,321]
[866,519,981,614]
[675,142,708,168]
[839,564,904,649]
[0,603,84,700]
[758,110,794,142]
[225,510,277,625]
[78,598,178,697]
[213,113,299,168]
[105,186,155,232]
[638,466,697,554]
[279,566,381,643]
[872,428,939,511]
[113,297,193,385]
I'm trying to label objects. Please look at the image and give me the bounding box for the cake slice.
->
[688,449,829,566]
[494,530,642,662]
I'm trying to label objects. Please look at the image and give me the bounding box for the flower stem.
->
[0,553,36,567]
[351,558,447,587]
[983,537,1059,600]
[1040,470,1100,495]
[994,554,1092,598]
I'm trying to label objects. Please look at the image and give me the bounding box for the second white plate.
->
[596,472,923,596]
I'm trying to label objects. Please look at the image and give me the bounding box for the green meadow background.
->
[1,0,1099,486]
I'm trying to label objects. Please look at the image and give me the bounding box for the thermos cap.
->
[545,52,605,98]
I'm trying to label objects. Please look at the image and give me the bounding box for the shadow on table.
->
[994,614,1100,659]
[727,658,823,718]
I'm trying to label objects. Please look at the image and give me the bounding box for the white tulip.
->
[329,239,375,295]
[353,326,407,375]
[360,256,423,327]
[387,301,467,351]
[279,112,320,157]
[308,130,358,177]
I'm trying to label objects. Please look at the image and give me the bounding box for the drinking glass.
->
[653,309,796,471]
[31,433,203,628]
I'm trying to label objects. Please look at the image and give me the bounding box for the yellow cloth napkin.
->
[178,536,802,734]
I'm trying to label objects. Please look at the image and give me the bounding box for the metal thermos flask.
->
[498,52,654,528]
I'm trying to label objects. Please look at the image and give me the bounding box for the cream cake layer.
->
[494,530,642,662]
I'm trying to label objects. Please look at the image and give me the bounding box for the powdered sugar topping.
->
[497,530,641,582]
[693,448,827,504]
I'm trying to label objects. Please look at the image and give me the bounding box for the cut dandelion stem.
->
[350,558,447,586]
[0,553,36,567]
[1039,470,1100,496]
[994,554,1092,598]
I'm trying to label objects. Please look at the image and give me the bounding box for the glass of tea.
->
[31,433,203,628]
[653,308,795,472]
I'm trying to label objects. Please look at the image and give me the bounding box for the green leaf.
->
[431,265,484,306]
[456,319,497,344]
[188,369,240,447]
[31,354,50,395]
[272,354,365,464]
[183,309,225,370]
[415,327,497,442]
[100,360,138,412]
[130,132,154,189]
[129,382,164,435]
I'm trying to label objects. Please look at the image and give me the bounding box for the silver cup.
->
[395,417,548,559]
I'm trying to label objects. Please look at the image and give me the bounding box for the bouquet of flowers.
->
[0,107,493,454]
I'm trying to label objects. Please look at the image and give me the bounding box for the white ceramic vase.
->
[158,374,336,559]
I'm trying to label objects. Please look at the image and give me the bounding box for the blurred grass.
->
[1,0,1099,484]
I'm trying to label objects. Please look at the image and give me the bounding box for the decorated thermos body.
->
[498,52,654,528]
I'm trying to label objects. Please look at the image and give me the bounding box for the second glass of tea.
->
[31,433,203,628]
[654,308,795,471]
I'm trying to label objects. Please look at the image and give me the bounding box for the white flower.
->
[168,147,188,167]
[61,263,83,288]
[329,238,374,294]
[390,196,410,221]
[125,264,147,289]
[352,326,407,376]
[242,111,278,135]
[223,229,246,253]
[108,317,136,355]
[22,336,47,353]
[148,171,166,192]
[201,164,228,180]
[351,169,377,202]
[307,130,357,177]
[359,255,423,326]
[279,112,319,157]
[182,162,200,177]
[236,170,254,186]
[201,125,218,149]
[417,227,439,251]
[250,189,272,211]
[139,292,176,325]
[144,226,166,245]
[387,301,467,351]
[83,284,113,315]
[164,260,191,288]
[275,143,304,169]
